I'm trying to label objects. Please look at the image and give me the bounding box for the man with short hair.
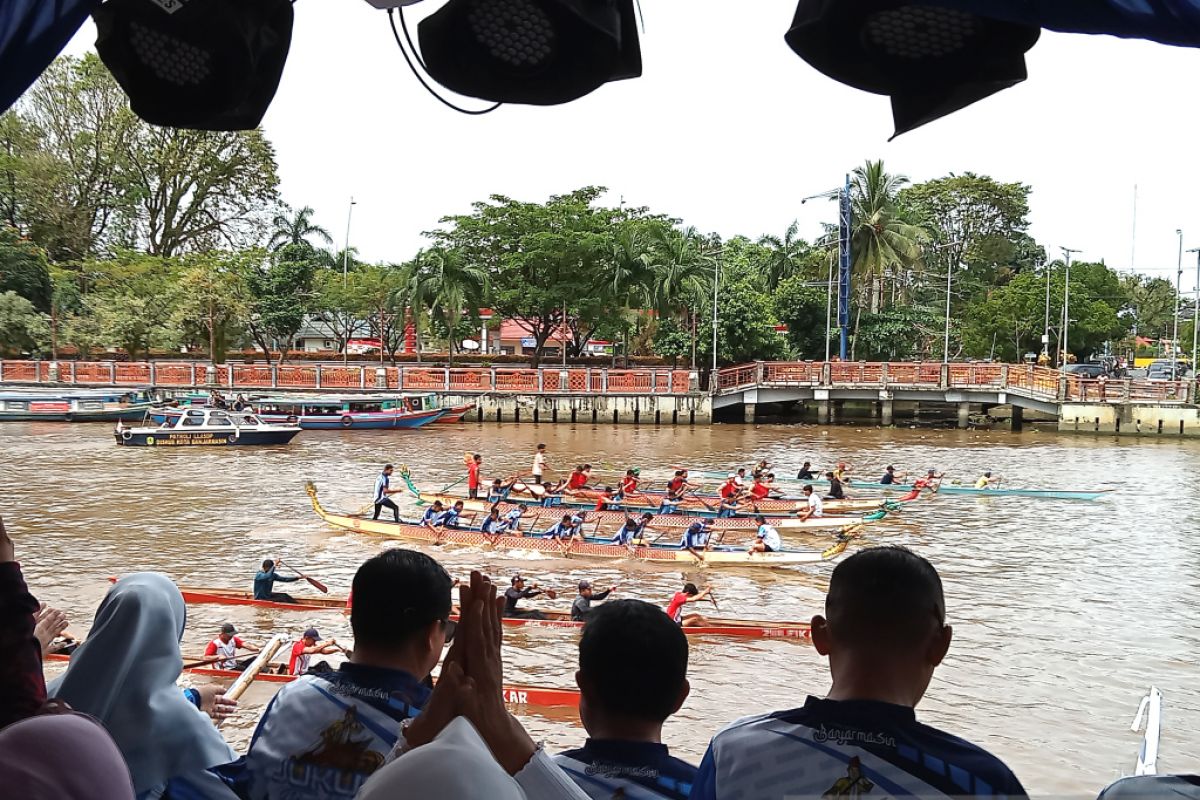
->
[203,622,260,671]
[798,485,823,521]
[532,443,548,483]
[666,582,713,627]
[504,574,547,620]
[467,453,483,499]
[797,461,816,480]
[231,549,454,799]
[372,464,402,522]
[690,546,1028,800]
[287,627,339,676]
[611,512,654,546]
[749,514,781,553]
[571,580,617,622]
[556,600,697,799]
[679,518,714,560]
[253,558,301,603]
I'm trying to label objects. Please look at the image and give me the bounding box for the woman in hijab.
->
[0,712,135,799]
[48,572,238,799]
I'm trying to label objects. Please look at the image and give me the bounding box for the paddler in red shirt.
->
[666,582,714,627]
[748,475,772,501]
[616,468,642,499]
[566,464,592,494]
[913,469,944,490]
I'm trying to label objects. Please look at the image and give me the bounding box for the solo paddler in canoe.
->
[306,481,850,569]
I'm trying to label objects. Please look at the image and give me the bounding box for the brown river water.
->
[2,420,1198,795]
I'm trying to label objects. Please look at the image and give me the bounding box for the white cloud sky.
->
[65,2,1200,288]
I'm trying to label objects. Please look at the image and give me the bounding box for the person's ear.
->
[811,614,832,655]
[927,624,952,667]
[670,678,691,715]
[425,619,444,654]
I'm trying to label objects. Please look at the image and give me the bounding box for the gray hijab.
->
[48,572,235,794]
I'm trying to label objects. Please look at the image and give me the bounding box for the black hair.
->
[755,514,766,523]
[683,582,698,595]
[350,549,452,649]
[537,443,546,449]
[583,463,592,469]
[825,546,946,650]
[262,559,274,571]
[674,470,684,476]
[384,463,393,470]
[641,512,653,520]
[802,485,813,494]
[579,600,688,722]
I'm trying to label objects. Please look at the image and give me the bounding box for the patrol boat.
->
[114,408,301,447]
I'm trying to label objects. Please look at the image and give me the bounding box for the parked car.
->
[1146,360,1191,380]
[1063,363,1107,379]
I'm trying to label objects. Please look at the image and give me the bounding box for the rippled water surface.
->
[4,420,1198,794]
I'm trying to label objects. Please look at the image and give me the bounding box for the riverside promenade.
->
[2,359,1199,435]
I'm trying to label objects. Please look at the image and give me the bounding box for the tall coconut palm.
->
[404,247,488,366]
[268,205,333,251]
[850,160,929,313]
[648,226,716,367]
[757,220,810,291]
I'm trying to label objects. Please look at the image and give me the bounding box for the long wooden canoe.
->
[42,652,580,708]
[686,468,1113,501]
[552,485,920,514]
[175,586,813,640]
[306,482,849,568]
[414,494,879,534]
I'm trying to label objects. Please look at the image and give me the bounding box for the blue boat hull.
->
[115,429,299,447]
[151,407,446,430]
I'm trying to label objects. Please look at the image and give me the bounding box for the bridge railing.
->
[717,361,1196,404]
[0,360,697,396]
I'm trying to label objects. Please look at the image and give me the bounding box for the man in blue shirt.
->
[227,549,453,799]
[252,558,301,602]
[420,500,445,527]
[556,600,696,799]
[690,546,1028,800]
[372,464,401,522]
[542,514,577,540]
[612,512,654,546]
[432,500,464,529]
[679,519,713,559]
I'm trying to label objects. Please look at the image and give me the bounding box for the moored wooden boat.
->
[42,652,579,707]
[306,482,850,568]
[686,468,1113,501]
[0,388,158,422]
[175,586,813,640]
[154,395,447,430]
[433,401,475,423]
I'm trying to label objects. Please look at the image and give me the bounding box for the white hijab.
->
[48,572,235,794]
[356,717,525,800]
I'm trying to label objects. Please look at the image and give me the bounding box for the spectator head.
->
[577,599,689,736]
[811,546,951,704]
[0,713,136,800]
[350,550,453,677]
[261,559,274,571]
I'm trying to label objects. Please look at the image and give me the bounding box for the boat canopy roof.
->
[253,394,401,404]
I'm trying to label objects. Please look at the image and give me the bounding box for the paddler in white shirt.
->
[797,485,824,521]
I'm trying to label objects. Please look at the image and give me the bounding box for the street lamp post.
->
[711,250,720,376]
[1188,247,1200,375]
[342,196,356,288]
[943,258,953,363]
[1060,246,1080,369]
[1172,229,1183,379]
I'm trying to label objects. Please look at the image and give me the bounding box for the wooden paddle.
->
[223,634,287,703]
[277,559,328,594]
[182,653,237,670]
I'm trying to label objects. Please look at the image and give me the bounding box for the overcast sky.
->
[65,3,1200,287]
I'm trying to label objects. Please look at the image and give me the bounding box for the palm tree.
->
[404,248,488,366]
[757,220,810,291]
[850,160,929,313]
[268,205,333,251]
[648,226,716,367]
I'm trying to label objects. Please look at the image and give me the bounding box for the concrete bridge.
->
[2,359,1198,434]
[714,361,1200,436]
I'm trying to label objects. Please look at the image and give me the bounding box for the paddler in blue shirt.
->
[879,465,902,485]
[372,463,402,522]
[253,559,301,603]
[680,518,714,560]
[542,514,577,540]
[612,512,655,546]
[419,500,445,528]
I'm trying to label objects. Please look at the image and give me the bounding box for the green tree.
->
[855,306,944,361]
[756,220,812,291]
[850,160,929,313]
[404,247,488,365]
[357,264,409,364]
[773,275,830,358]
[171,252,255,363]
[244,243,321,364]
[268,205,333,251]
[0,225,52,311]
[0,291,48,355]
[646,225,715,367]
[701,264,784,365]
[428,187,628,368]
[310,269,369,356]
[47,266,82,359]
[651,317,692,366]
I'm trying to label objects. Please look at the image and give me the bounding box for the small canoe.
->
[306,483,849,569]
[175,586,813,640]
[686,469,1112,501]
[42,652,579,708]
